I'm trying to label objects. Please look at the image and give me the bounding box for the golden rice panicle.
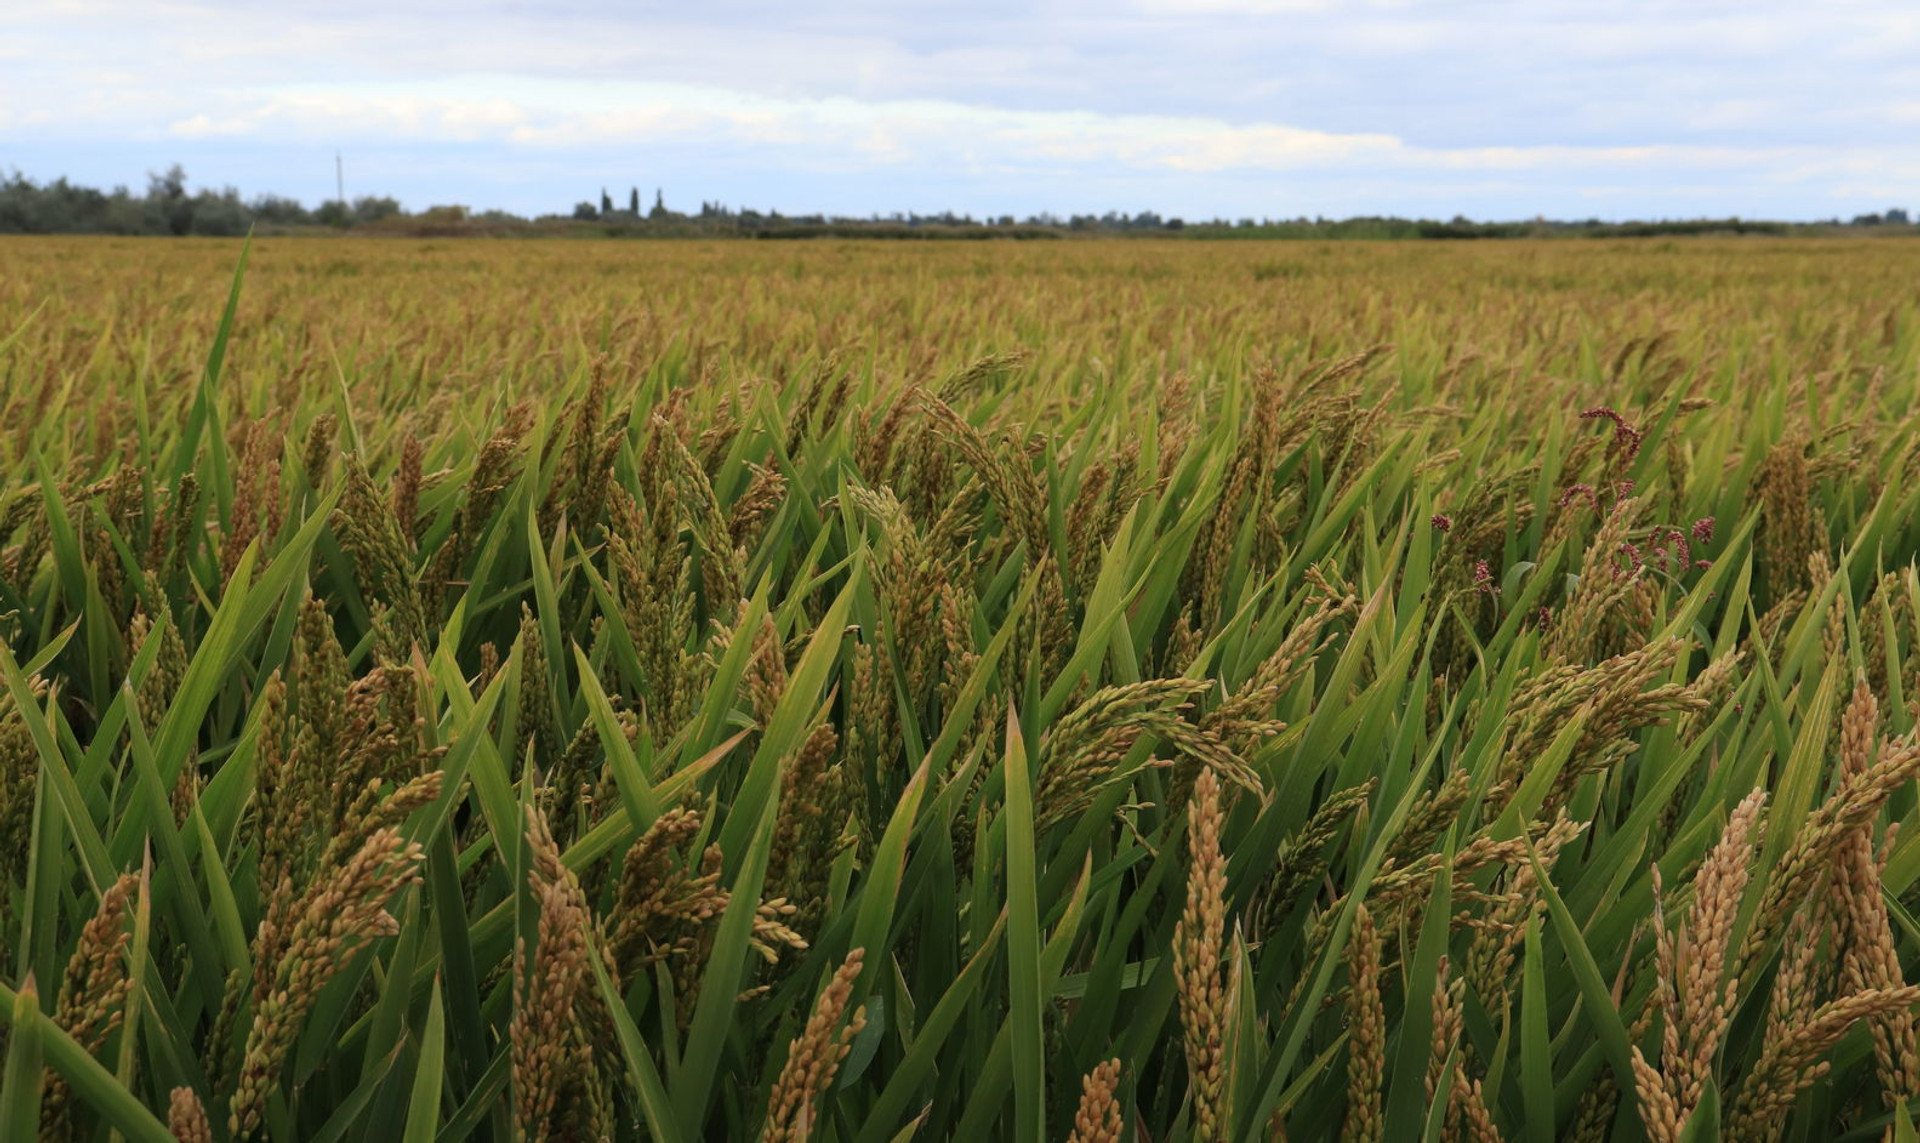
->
[693,380,745,472]
[852,381,917,479]
[1064,458,1115,597]
[1067,1059,1125,1143]
[1254,778,1375,928]
[1672,790,1765,1104]
[606,429,699,736]
[0,487,50,592]
[1838,674,1878,784]
[603,795,804,1002]
[247,671,300,924]
[167,1087,213,1143]
[1450,1073,1505,1143]
[750,896,809,969]
[1185,389,1277,635]
[894,418,950,526]
[537,359,612,535]
[768,721,851,930]
[672,430,744,625]
[1755,435,1820,604]
[1675,649,1743,742]
[783,359,845,455]
[1163,607,1204,678]
[1763,908,1825,1052]
[729,461,788,552]
[922,393,1050,564]
[430,400,534,598]
[1384,767,1469,867]
[1546,496,1646,664]
[127,601,187,734]
[1154,371,1197,484]
[763,948,868,1143]
[292,594,350,762]
[513,602,559,766]
[39,872,140,1138]
[330,453,427,652]
[1631,788,1765,1143]
[1629,1045,1680,1143]
[144,471,202,600]
[511,876,607,1142]
[1175,766,1232,1143]
[1857,916,1920,1110]
[229,828,425,1138]
[1736,737,1920,982]
[936,349,1030,403]
[1830,677,1920,1106]
[79,461,144,620]
[606,805,717,970]
[1037,677,1207,834]
[300,412,337,489]
[870,503,950,712]
[476,640,502,693]
[1465,813,1585,1002]
[1728,985,1920,1140]
[0,677,38,906]
[746,612,789,729]
[58,877,139,1036]
[1426,937,1534,1141]
[1860,571,1909,698]
[1014,551,1075,691]
[521,802,587,905]
[1206,592,1352,752]
[391,431,423,547]
[846,631,899,788]
[1490,637,1705,825]
[937,578,989,752]
[220,416,283,582]
[1342,903,1385,1143]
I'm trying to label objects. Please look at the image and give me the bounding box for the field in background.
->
[2,235,1920,1140]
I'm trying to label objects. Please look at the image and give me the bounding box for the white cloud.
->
[5,0,1917,217]
[110,75,1920,195]
[166,93,532,141]
[166,79,1411,171]
[1133,0,1346,13]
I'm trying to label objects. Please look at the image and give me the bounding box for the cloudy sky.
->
[4,0,1918,221]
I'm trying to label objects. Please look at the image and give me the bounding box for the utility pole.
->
[336,152,345,206]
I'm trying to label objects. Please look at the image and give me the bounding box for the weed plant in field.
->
[2,236,1920,1139]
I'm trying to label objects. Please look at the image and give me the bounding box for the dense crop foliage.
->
[4,235,1920,1141]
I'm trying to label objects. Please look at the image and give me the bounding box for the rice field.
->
[3,233,1920,1141]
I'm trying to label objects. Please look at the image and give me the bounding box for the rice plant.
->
[3,234,1920,1140]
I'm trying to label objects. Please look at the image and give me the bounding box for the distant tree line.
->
[0,165,400,235]
[3,165,1915,240]
[569,196,1920,240]
[1176,215,1808,240]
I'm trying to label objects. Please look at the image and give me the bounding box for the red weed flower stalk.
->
[1582,406,1645,461]
[1558,483,1602,514]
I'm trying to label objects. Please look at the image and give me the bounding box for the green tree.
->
[147,163,192,235]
